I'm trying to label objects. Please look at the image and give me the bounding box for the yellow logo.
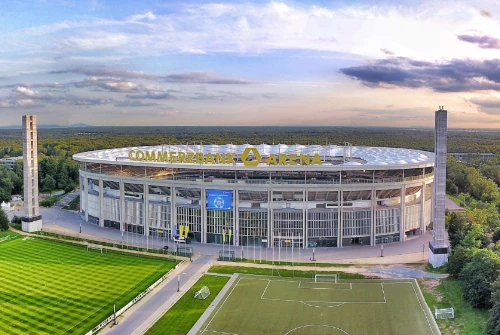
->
[241,147,261,167]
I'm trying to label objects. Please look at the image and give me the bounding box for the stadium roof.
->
[73,144,434,170]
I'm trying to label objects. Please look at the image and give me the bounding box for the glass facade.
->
[79,163,433,248]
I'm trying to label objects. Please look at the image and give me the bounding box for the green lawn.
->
[145,275,229,335]
[198,275,439,335]
[0,236,177,335]
[208,265,366,279]
[419,277,488,334]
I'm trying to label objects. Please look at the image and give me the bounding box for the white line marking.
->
[261,280,271,300]
[300,302,346,308]
[284,324,351,335]
[202,277,243,335]
[409,280,437,335]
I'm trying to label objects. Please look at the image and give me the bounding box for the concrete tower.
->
[21,115,42,232]
[429,107,448,267]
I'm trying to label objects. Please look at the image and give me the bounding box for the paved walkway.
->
[101,254,215,335]
[8,207,449,265]
[53,190,79,209]
[215,261,446,279]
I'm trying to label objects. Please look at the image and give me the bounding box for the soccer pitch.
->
[0,234,176,335]
[198,275,440,335]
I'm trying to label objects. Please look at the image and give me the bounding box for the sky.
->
[1,0,500,128]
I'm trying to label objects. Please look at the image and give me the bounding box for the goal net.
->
[314,274,338,283]
[435,308,454,319]
[194,286,211,300]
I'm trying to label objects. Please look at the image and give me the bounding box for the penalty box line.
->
[260,279,387,305]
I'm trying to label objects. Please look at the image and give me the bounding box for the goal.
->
[87,244,103,253]
[314,274,338,283]
[194,286,211,300]
[435,308,454,319]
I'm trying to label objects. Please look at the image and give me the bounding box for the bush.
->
[460,249,500,308]
[486,281,500,335]
[40,195,61,207]
[493,228,500,244]
[0,208,9,231]
[11,216,21,224]
[447,246,475,278]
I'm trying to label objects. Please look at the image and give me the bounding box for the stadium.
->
[73,143,434,249]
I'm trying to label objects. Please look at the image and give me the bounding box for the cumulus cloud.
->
[340,57,500,92]
[73,78,139,92]
[13,86,39,97]
[52,67,159,79]
[458,35,500,49]
[162,72,253,84]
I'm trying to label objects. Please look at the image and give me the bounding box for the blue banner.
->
[207,189,233,211]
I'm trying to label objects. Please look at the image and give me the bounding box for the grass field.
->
[145,275,230,335]
[0,234,177,335]
[198,275,439,335]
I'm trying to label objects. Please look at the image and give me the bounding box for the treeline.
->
[1,126,500,198]
[2,127,500,161]
[445,158,500,334]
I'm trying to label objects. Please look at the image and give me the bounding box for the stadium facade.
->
[73,144,434,248]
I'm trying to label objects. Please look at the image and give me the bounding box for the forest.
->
[0,126,500,203]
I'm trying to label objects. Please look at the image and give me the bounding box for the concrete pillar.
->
[21,115,42,232]
[371,187,376,246]
[234,188,239,246]
[119,180,125,231]
[98,179,104,227]
[171,185,176,240]
[400,185,406,243]
[429,107,449,267]
[144,183,149,236]
[338,188,343,248]
[201,187,206,243]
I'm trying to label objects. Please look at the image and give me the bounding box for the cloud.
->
[380,48,394,55]
[128,11,157,21]
[51,67,159,79]
[340,57,500,92]
[8,85,113,106]
[114,100,159,107]
[73,78,139,92]
[469,96,500,114]
[162,72,253,84]
[480,9,492,18]
[458,34,500,49]
[125,91,177,100]
[13,86,39,97]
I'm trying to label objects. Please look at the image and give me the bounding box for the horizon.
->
[1,1,500,128]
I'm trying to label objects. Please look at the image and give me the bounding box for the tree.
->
[41,175,56,194]
[447,246,475,278]
[64,182,75,194]
[0,208,9,231]
[460,249,500,308]
[447,212,470,250]
[486,280,500,335]
[492,228,500,244]
[461,224,488,249]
